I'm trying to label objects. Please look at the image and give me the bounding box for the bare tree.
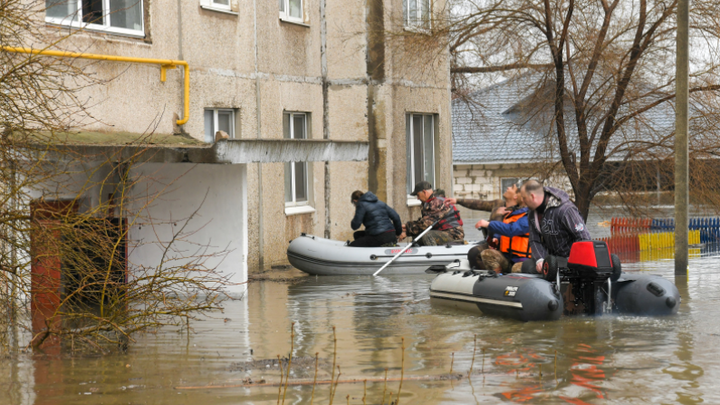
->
[429,0,720,218]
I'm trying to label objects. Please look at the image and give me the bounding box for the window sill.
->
[279,17,310,28]
[44,19,145,38]
[403,26,431,35]
[406,198,421,207]
[285,205,316,216]
[200,5,238,15]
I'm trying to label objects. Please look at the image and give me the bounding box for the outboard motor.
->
[543,241,621,316]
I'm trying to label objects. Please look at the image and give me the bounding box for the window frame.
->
[279,0,304,24]
[284,111,310,208]
[406,112,436,200]
[403,0,431,30]
[45,0,145,37]
[500,178,519,196]
[204,108,236,143]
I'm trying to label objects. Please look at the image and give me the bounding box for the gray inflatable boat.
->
[287,233,474,276]
[430,241,680,321]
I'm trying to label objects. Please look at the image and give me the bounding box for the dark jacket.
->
[351,192,403,236]
[528,187,591,260]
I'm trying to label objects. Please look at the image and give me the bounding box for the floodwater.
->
[2,253,720,405]
[2,207,720,404]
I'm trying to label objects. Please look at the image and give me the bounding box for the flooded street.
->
[2,248,720,404]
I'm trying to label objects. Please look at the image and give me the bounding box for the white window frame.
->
[199,0,237,14]
[284,112,310,209]
[406,113,436,202]
[279,0,304,24]
[204,108,236,143]
[500,177,519,196]
[403,0,431,30]
[44,0,145,37]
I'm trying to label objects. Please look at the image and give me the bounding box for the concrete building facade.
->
[31,0,452,278]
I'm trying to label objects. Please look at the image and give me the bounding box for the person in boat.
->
[518,180,591,274]
[402,181,464,246]
[474,193,531,275]
[350,190,403,247]
[446,182,523,269]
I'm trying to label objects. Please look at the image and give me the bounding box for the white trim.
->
[200,5,238,15]
[284,205,316,216]
[430,291,524,308]
[279,17,310,27]
[406,198,421,207]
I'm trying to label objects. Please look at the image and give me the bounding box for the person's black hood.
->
[359,191,379,203]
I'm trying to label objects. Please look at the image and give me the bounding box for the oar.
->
[373,215,450,277]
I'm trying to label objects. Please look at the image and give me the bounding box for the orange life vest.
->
[499,210,531,258]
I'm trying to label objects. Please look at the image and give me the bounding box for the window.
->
[501,178,519,195]
[45,0,144,36]
[284,112,309,206]
[403,0,430,29]
[279,0,303,23]
[406,113,435,196]
[199,0,237,14]
[204,109,236,143]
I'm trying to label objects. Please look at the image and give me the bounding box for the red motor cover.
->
[568,241,613,270]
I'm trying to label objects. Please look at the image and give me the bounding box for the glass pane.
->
[406,114,412,194]
[288,0,301,18]
[110,0,142,30]
[218,111,232,136]
[408,0,417,26]
[295,162,307,202]
[284,163,293,203]
[46,0,79,20]
[82,0,103,24]
[213,0,229,5]
[293,114,306,139]
[204,110,214,143]
[279,0,284,12]
[423,115,434,185]
[420,0,429,28]
[412,115,424,185]
[283,113,291,139]
[402,0,408,26]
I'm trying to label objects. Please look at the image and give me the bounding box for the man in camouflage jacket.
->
[403,181,464,246]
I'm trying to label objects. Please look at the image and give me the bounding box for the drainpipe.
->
[321,0,331,238]
[366,0,385,201]
[253,0,265,271]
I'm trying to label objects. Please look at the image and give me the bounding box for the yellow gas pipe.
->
[0,46,190,126]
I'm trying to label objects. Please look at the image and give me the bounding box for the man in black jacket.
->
[519,180,591,273]
[349,190,403,247]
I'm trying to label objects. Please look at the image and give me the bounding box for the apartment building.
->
[30,0,452,288]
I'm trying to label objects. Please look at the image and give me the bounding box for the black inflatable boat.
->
[429,241,680,321]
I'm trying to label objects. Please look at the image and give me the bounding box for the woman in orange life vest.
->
[475,187,531,274]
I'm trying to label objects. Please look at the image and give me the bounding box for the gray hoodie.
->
[528,187,591,260]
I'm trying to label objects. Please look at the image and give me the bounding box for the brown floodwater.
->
[2,247,720,405]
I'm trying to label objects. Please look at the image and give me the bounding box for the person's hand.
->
[398,232,407,240]
[535,258,545,273]
[445,197,457,205]
[475,219,489,229]
[490,238,499,249]
[402,224,407,231]
[495,207,509,216]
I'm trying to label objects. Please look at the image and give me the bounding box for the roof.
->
[452,75,678,165]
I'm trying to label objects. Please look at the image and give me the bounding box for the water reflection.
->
[3,253,720,404]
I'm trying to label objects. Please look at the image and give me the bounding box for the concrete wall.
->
[37,0,451,272]
[128,163,248,295]
[28,161,248,295]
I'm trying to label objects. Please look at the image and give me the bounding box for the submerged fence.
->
[597,217,720,262]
